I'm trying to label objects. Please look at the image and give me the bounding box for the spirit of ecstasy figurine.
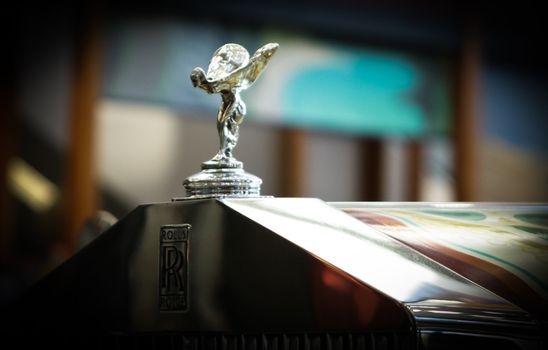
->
[191,43,278,165]
[181,43,278,199]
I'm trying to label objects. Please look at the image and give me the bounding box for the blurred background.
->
[1,0,547,305]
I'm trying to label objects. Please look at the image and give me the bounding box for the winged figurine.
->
[190,43,279,163]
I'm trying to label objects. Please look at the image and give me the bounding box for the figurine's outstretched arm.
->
[190,68,215,93]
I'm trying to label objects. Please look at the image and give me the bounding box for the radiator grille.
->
[80,332,414,350]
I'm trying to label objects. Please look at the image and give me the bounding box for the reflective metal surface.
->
[225,199,518,305]
[332,201,546,348]
[4,198,543,349]
[332,203,548,316]
[5,198,409,336]
[224,199,542,347]
[184,43,278,199]
[182,166,263,199]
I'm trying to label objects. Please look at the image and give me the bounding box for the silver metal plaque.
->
[159,224,191,311]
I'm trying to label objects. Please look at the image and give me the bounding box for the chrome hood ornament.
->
[183,43,279,199]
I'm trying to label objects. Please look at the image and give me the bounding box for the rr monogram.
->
[159,224,191,311]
